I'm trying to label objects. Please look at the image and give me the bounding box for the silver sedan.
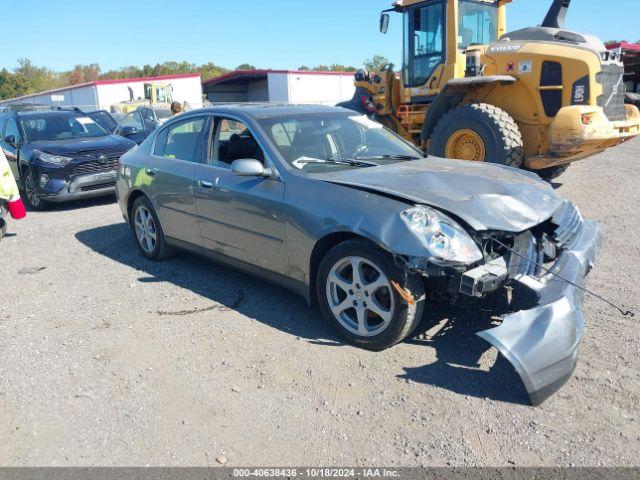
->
[116,104,600,405]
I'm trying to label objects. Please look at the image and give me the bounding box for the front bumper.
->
[40,171,117,203]
[477,219,602,405]
[527,104,640,169]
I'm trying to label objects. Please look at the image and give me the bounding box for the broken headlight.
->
[401,206,483,265]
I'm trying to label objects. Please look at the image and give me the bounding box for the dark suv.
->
[0,108,136,210]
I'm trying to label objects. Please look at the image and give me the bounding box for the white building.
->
[203,70,356,105]
[0,73,203,112]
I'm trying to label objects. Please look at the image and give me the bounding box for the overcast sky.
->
[0,0,635,72]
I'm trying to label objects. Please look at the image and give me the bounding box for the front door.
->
[1,118,23,179]
[403,0,445,89]
[148,115,210,246]
[194,117,288,275]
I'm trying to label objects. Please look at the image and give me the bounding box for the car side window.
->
[4,119,21,144]
[120,111,144,131]
[155,117,206,163]
[153,127,169,157]
[209,117,265,168]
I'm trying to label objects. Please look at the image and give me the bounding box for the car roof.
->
[13,110,83,117]
[190,103,354,119]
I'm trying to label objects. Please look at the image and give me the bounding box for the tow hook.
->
[391,280,415,305]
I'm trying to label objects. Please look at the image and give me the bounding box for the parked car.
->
[116,104,601,405]
[110,106,173,145]
[0,109,136,210]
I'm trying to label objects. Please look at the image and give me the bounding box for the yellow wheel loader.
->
[339,0,640,179]
[111,82,174,115]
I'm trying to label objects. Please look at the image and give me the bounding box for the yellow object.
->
[0,150,20,202]
[111,82,174,114]
[444,129,486,161]
[354,0,640,174]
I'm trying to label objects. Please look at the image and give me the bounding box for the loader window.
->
[458,0,498,49]
[403,1,444,88]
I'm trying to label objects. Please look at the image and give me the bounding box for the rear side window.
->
[154,117,206,163]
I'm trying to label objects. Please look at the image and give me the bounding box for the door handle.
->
[145,168,156,177]
[198,180,214,189]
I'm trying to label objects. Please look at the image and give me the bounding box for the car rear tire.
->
[22,170,49,211]
[430,103,524,168]
[316,239,426,351]
[130,196,175,261]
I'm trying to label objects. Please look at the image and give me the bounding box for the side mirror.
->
[121,126,138,136]
[231,159,273,178]
[4,135,17,148]
[380,13,390,34]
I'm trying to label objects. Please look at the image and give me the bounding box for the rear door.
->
[194,116,288,275]
[148,115,210,246]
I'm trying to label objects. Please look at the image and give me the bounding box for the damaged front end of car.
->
[397,201,601,406]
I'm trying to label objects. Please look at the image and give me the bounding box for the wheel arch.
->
[126,189,150,222]
[308,231,388,305]
[422,76,517,141]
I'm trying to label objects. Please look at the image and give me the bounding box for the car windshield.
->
[258,113,423,173]
[20,113,109,141]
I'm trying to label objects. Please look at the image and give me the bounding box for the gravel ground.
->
[0,139,639,467]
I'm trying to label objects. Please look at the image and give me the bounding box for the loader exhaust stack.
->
[541,0,571,29]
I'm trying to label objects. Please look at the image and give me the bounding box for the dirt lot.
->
[1,139,639,468]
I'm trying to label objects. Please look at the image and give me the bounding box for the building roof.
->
[203,69,356,88]
[0,73,201,104]
[606,42,640,52]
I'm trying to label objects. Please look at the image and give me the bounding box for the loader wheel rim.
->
[445,129,486,162]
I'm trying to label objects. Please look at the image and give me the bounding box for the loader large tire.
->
[430,103,524,168]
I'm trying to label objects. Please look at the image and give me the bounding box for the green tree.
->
[329,64,357,72]
[364,55,390,71]
[236,64,257,70]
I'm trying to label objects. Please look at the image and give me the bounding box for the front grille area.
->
[70,157,119,176]
[597,63,627,122]
[80,181,116,192]
[503,201,582,279]
[551,201,583,250]
[508,231,544,278]
[68,148,126,177]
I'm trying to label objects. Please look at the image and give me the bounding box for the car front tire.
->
[130,196,175,261]
[316,239,426,351]
[22,170,49,211]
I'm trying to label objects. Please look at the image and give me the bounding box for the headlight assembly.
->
[401,205,483,265]
[35,150,73,167]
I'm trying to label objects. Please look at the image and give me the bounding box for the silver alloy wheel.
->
[134,205,158,253]
[326,256,395,337]
[24,174,40,207]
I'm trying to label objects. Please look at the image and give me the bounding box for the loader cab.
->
[382,0,507,89]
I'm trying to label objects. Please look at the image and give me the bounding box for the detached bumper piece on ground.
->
[475,208,601,405]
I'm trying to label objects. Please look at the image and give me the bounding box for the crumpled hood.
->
[314,157,563,232]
